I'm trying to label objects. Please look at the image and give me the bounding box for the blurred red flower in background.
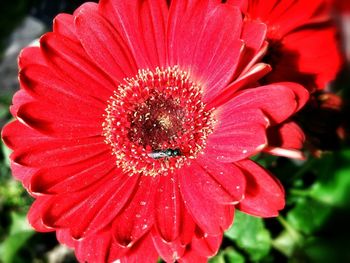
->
[234,0,343,91]
[1,0,309,261]
[334,0,350,61]
[334,0,350,14]
[230,0,344,156]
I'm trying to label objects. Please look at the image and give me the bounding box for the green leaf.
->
[209,252,225,263]
[287,198,332,235]
[8,212,33,234]
[0,103,8,119]
[223,248,245,263]
[310,167,350,207]
[210,248,245,263]
[0,212,34,263]
[225,211,271,261]
[295,150,350,208]
[0,178,31,207]
[300,238,350,263]
[1,139,11,167]
[272,230,297,257]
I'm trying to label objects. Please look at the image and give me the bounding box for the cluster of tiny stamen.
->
[103,66,215,176]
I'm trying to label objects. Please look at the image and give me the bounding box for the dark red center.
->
[127,94,185,150]
[103,66,215,176]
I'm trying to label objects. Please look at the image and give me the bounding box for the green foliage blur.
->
[0,1,350,262]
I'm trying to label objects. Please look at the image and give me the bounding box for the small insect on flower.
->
[147,148,182,159]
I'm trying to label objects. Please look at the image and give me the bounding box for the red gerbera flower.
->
[334,0,350,14]
[234,0,343,91]
[2,0,308,262]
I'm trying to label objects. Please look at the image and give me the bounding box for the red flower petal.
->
[239,40,269,77]
[205,108,268,162]
[208,63,272,107]
[2,120,48,149]
[40,32,115,102]
[28,197,54,232]
[152,232,186,261]
[9,90,33,117]
[3,122,111,189]
[284,79,309,111]
[224,83,300,124]
[267,121,305,150]
[239,20,267,67]
[178,164,234,235]
[19,64,105,108]
[10,161,37,189]
[247,0,328,37]
[244,0,342,90]
[29,152,116,194]
[17,101,103,138]
[74,174,140,239]
[41,170,139,239]
[180,160,244,206]
[228,0,248,10]
[74,3,137,82]
[2,121,39,186]
[112,175,159,247]
[12,136,108,168]
[18,47,46,69]
[237,160,285,217]
[178,249,208,263]
[53,14,78,42]
[155,174,181,242]
[264,147,305,160]
[178,205,197,245]
[196,156,246,203]
[117,232,159,263]
[99,0,168,68]
[191,233,223,257]
[75,230,113,262]
[274,27,342,89]
[168,1,244,102]
[56,229,75,248]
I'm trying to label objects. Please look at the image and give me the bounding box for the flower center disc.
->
[103,66,215,176]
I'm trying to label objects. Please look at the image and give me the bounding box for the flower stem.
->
[277,216,302,242]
